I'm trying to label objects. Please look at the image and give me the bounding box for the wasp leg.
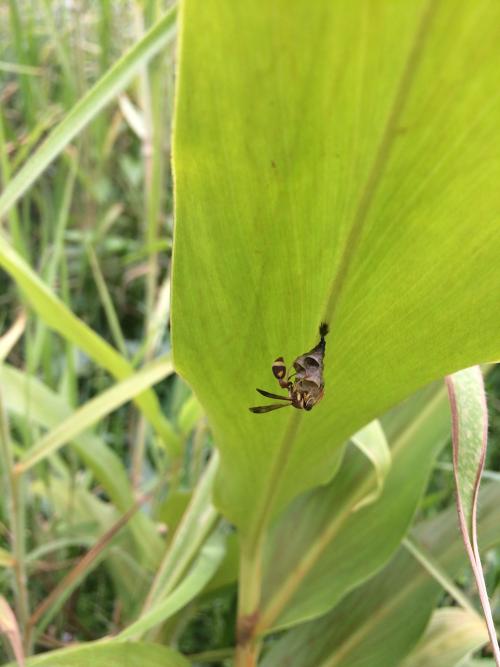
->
[256,388,292,401]
[249,403,291,414]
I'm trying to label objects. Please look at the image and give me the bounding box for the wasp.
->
[249,323,329,414]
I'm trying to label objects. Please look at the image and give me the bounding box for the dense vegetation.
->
[1,2,500,667]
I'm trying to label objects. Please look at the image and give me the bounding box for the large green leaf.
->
[257,384,450,634]
[173,0,500,540]
[261,480,500,667]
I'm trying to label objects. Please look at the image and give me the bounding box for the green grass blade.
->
[143,453,220,610]
[0,6,176,220]
[0,364,163,566]
[86,242,128,357]
[119,528,226,640]
[17,354,174,472]
[0,234,180,454]
[10,641,190,667]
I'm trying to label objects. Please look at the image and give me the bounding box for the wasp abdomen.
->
[272,357,287,380]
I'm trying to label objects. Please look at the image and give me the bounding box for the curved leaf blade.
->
[446,367,500,663]
[0,364,163,567]
[262,481,500,667]
[350,419,391,510]
[258,384,450,633]
[401,608,487,667]
[119,527,226,640]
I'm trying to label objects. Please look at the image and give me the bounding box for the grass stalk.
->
[0,392,30,653]
[85,241,128,358]
[0,5,177,221]
[235,537,264,667]
[130,0,172,488]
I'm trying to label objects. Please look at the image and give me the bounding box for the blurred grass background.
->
[1,1,500,664]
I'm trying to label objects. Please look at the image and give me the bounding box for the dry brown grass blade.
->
[29,490,153,631]
[0,310,26,363]
[0,595,25,667]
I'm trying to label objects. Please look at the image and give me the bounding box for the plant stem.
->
[130,0,171,488]
[235,536,264,667]
[0,392,30,652]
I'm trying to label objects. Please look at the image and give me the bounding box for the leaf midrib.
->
[248,0,438,547]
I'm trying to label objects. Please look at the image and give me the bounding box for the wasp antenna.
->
[319,322,329,338]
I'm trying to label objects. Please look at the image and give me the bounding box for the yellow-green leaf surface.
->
[172,1,500,535]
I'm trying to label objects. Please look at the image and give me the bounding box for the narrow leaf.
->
[350,418,391,510]
[0,364,163,566]
[119,528,226,640]
[143,453,220,609]
[446,367,500,663]
[17,354,174,472]
[0,7,176,219]
[9,641,189,667]
[29,493,152,634]
[0,311,26,362]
